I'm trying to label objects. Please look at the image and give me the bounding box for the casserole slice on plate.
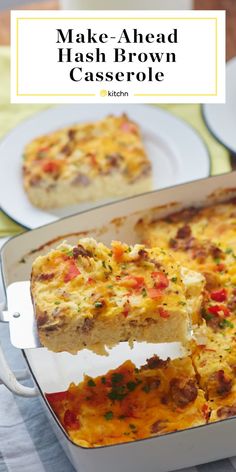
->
[23,114,152,209]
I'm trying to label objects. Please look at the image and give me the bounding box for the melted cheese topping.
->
[139,198,236,421]
[46,356,207,447]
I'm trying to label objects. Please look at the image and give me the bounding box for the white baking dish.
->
[1,171,236,472]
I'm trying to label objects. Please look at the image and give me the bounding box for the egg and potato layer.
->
[31,238,201,354]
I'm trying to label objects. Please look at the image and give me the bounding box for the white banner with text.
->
[11,10,225,103]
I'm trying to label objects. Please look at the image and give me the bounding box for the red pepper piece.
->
[208,304,230,317]
[64,410,80,430]
[120,121,138,134]
[159,307,170,319]
[215,263,226,272]
[122,275,145,290]
[64,262,81,282]
[112,245,124,262]
[42,160,60,173]
[147,288,163,299]
[210,288,227,302]
[151,272,169,290]
[46,391,68,403]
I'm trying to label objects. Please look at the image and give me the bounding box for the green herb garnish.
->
[214,257,221,264]
[219,319,234,329]
[104,411,113,421]
[126,381,137,392]
[94,301,103,308]
[129,424,136,430]
[87,379,96,387]
[171,277,177,283]
[141,287,147,297]
[108,386,127,401]
[111,373,124,384]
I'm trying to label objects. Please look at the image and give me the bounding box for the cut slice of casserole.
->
[30,238,202,354]
[23,114,152,209]
[45,356,207,447]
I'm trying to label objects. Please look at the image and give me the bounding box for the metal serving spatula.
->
[1,281,41,349]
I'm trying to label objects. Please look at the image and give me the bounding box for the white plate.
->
[0,104,210,229]
[203,57,236,154]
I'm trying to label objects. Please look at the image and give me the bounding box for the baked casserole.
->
[43,197,236,446]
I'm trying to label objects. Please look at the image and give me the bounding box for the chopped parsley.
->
[104,411,113,421]
[141,287,147,297]
[129,424,136,430]
[54,301,61,305]
[214,257,221,264]
[126,381,137,392]
[201,308,213,321]
[111,373,124,384]
[219,319,234,329]
[87,379,96,387]
[225,248,233,254]
[142,384,151,393]
[204,313,214,321]
[108,386,127,401]
[102,260,106,269]
[94,301,103,308]
[171,277,177,283]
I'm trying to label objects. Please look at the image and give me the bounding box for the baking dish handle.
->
[0,342,39,397]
